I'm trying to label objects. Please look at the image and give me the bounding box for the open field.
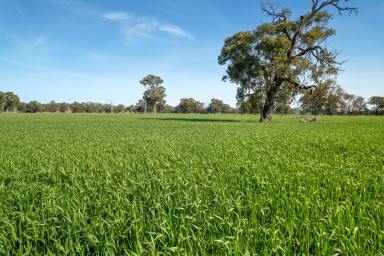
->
[0,114,383,255]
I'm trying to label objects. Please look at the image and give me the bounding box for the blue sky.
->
[0,0,383,107]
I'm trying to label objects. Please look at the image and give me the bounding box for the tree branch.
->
[281,77,317,90]
[312,0,358,17]
[294,46,323,58]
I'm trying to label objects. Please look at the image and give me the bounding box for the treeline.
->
[0,91,236,114]
[239,85,384,116]
[300,85,381,115]
[1,89,383,115]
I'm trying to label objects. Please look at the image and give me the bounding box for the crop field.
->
[0,114,383,255]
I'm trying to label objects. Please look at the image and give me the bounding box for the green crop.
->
[0,114,383,255]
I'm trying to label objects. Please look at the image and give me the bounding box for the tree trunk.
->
[260,81,280,122]
[260,104,273,122]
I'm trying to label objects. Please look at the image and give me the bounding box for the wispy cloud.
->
[157,23,194,39]
[48,0,194,41]
[101,12,194,41]
[101,12,132,21]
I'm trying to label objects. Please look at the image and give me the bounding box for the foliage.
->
[175,98,204,113]
[143,87,167,114]
[300,84,368,115]
[140,75,167,114]
[0,91,20,112]
[207,98,232,114]
[369,96,384,115]
[0,114,383,254]
[218,0,356,121]
[0,90,380,115]
[159,104,175,113]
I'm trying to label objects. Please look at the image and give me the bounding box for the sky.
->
[0,0,383,107]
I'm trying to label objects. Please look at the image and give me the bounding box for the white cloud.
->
[124,19,194,40]
[101,11,194,40]
[101,12,132,21]
[158,23,194,40]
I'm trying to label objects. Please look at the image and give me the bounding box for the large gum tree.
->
[219,0,357,122]
[140,74,167,114]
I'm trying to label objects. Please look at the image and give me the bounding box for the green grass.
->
[0,114,383,255]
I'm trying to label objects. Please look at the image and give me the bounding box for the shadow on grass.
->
[138,117,257,123]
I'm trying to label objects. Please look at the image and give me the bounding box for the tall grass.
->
[0,114,383,255]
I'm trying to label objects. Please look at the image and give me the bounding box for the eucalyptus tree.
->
[25,101,43,113]
[176,98,204,113]
[0,91,4,112]
[0,91,20,112]
[300,83,332,115]
[140,75,167,114]
[369,96,384,115]
[46,101,60,113]
[207,99,231,114]
[219,0,357,122]
[351,96,367,115]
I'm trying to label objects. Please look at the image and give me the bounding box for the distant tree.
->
[143,87,166,113]
[26,101,43,113]
[351,96,367,115]
[300,83,329,114]
[340,93,367,115]
[0,91,20,112]
[341,92,354,114]
[59,103,71,113]
[140,75,167,114]
[6,92,20,112]
[127,104,138,113]
[369,96,384,115]
[237,88,264,114]
[102,104,113,113]
[135,99,147,113]
[0,92,4,112]
[113,104,126,113]
[219,0,356,122]
[207,98,231,114]
[160,104,175,113]
[239,101,255,114]
[83,102,100,113]
[300,84,367,115]
[71,102,85,113]
[0,92,5,112]
[17,102,27,113]
[325,85,347,115]
[46,101,60,113]
[176,98,204,113]
[274,85,293,115]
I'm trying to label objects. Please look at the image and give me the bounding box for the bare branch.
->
[262,0,290,23]
[294,46,323,58]
[281,77,317,90]
[312,0,358,17]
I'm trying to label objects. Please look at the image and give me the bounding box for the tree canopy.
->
[300,84,368,115]
[219,0,357,122]
[140,75,164,89]
[175,98,204,113]
[369,96,384,115]
[0,89,381,116]
[207,99,232,114]
[140,74,167,114]
[0,91,20,112]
